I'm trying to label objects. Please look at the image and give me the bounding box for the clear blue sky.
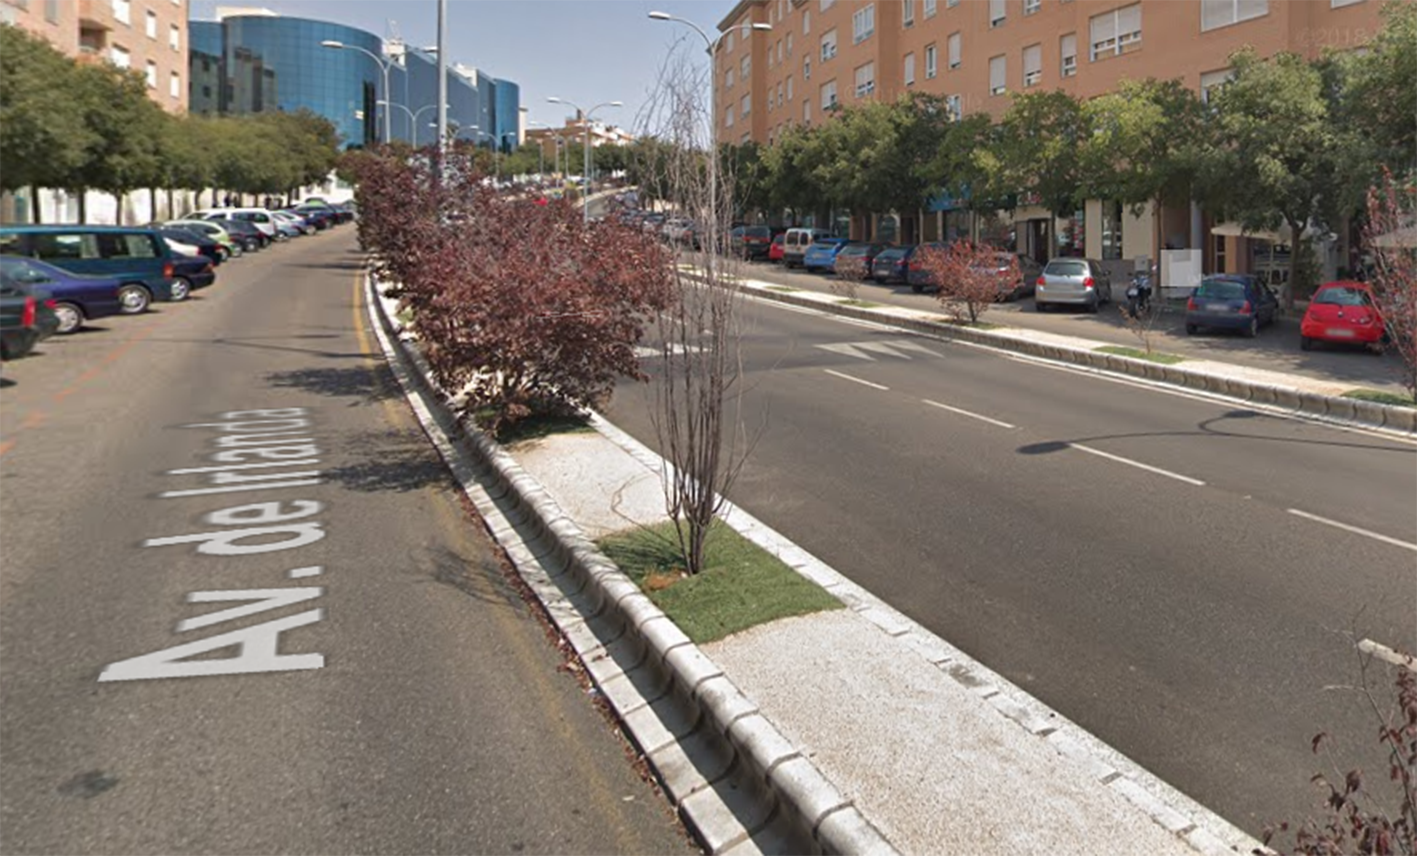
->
[189,0,736,133]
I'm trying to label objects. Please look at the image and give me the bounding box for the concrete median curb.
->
[363,271,897,856]
[717,276,1415,438]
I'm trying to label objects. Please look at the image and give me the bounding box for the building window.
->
[741,55,751,77]
[1331,0,1364,5]
[1101,201,1123,260]
[145,9,156,37]
[1060,33,1077,77]
[1023,44,1041,86]
[44,0,59,22]
[947,31,961,69]
[112,0,130,24]
[945,93,962,120]
[821,28,837,61]
[726,67,735,88]
[854,61,875,97]
[726,104,735,128]
[924,0,937,16]
[1213,233,1228,271]
[777,39,784,63]
[110,44,130,68]
[742,93,751,116]
[145,60,157,88]
[1199,67,1233,104]
[852,4,875,43]
[1200,0,1267,32]
[169,23,180,50]
[989,0,1006,27]
[169,71,181,98]
[925,43,938,78]
[804,99,812,123]
[1025,0,1040,14]
[904,0,915,27]
[989,54,1006,95]
[803,9,810,34]
[787,75,793,99]
[821,0,836,8]
[904,52,916,86]
[777,81,784,107]
[726,29,735,51]
[786,32,793,55]
[804,56,811,80]
[1090,3,1142,60]
[820,79,838,110]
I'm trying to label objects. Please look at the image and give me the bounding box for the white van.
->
[782,228,835,269]
[192,207,280,242]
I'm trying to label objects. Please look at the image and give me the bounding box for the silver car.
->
[1036,258,1112,313]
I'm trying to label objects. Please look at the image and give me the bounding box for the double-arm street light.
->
[648,12,771,249]
[321,39,395,144]
[547,96,623,224]
[378,101,448,147]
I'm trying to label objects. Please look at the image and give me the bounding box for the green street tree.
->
[67,61,167,223]
[1081,78,1206,220]
[982,90,1091,255]
[918,112,998,219]
[1339,0,1417,177]
[760,124,829,222]
[0,24,98,221]
[1201,48,1364,303]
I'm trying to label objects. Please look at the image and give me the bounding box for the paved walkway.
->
[508,417,1259,855]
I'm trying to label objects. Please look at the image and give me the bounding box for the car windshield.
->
[745,227,770,238]
[876,249,906,261]
[1313,286,1370,307]
[1045,260,1087,276]
[1196,280,1247,300]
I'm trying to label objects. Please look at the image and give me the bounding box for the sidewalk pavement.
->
[364,272,1266,855]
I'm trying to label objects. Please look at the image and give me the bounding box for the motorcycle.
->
[1125,268,1154,317]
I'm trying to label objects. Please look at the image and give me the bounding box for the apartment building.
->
[715,0,1384,278]
[2,0,191,113]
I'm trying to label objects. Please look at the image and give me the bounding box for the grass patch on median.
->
[840,299,884,308]
[1095,345,1186,365]
[1342,388,1417,408]
[597,519,842,644]
[763,285,799,293]
[475,409,595,444]
[396,306,415,326]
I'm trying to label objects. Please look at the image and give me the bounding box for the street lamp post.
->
[321,39,395,145]
[547,96,623,224]
[378,101,447,146]
[648,12,771,252]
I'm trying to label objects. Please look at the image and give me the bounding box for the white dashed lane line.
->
[922,399,1017,430]
[824,369,890,391]
[1287,508,1417,553]
[1069,443,1207,487]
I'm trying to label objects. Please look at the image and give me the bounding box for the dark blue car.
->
[1185,275,1279,338]
[0,255,124,334]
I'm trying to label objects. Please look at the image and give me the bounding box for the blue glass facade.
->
[189,14,519,151]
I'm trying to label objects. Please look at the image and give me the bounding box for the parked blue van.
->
[0,225,187,314]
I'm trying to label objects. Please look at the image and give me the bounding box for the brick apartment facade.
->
[713,0,1386,280]
[2,0,190,114]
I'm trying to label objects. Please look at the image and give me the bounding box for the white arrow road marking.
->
[815,339,941,361]
[824,369,890,391]
[1287,508,1417,553]
[1069,444,1207,486]
[854,342,913,359]
[816,343,877,361]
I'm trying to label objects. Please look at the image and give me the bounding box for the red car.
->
[767,233,785,263]
[1300,281,1385,351]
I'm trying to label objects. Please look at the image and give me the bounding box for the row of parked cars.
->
[720,225,1391,352]
[0,199,354,363]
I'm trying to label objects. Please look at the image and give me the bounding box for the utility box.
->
[1160,249,1203,300]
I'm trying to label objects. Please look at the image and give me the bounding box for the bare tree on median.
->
[1364,169,1417,401]
[634,48,756,576]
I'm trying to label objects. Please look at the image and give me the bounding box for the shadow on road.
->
[265,364,401,404]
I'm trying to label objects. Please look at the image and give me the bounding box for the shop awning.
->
[1210,221,1335,243]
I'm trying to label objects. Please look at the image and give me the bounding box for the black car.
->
[731,225,775,260]
[157,227,225,265]
[291,206,336,230]
[209,218,266,251]
[871,245,917,284]
[0,283,60,359]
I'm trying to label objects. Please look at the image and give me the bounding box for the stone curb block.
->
[368,271,893,856]
[1327,398,1358,423]
[728,278,1417,436]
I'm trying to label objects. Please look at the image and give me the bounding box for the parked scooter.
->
[1125,267,1154,317]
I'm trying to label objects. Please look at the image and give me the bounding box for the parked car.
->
[206,218,266,252]
[732,225,775,260]
[976,253,1044,300]
[0,256,124,334]
[156,227,224,265]
[166,220,241,258]
[0,270,59,357]
[907,242,950,293]
[640,212,668,235]
[662,218,699,247]
[831,242,889,276]
[1300,281,1385,352]
[290,206,336,231]
[802,237,852,273]
[767,233,786,264]
[1185,276,1278,337]
[871,245,916,284]
[1035,257,1113,313]
[193,207,280,242]
[170,252,217,296]
[0,225,187,312]
[782,228,835,269]
[272,210,315,236]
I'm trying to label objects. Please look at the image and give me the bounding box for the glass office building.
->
[189,12,520,150]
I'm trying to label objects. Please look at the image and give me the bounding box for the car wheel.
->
[1243,316,1258,338]
[51,302,84,334]
[1300,336,1314,351]
[1035,300,1048,312]
[230,244,243,258]
[117,284,152,314]
[1185,323,1198,335]
[169,277,193,301]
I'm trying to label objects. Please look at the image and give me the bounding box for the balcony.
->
[77,0,113,30]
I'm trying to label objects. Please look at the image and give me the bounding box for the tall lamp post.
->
[320,39,395,145]
[378,101,447,146]
[648,12,770,250]
[546,96,622,224]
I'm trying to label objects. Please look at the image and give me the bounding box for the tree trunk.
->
[29,186,41,225]
[1283,215,1304,312]
[77,191,87,224]
[114,193,124,225]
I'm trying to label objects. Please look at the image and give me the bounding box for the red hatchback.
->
[1300,281,1385,351]
[767,233,785,263]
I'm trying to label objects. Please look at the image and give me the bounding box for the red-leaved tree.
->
[1364,169,1417,400]
[913,241,1017,324]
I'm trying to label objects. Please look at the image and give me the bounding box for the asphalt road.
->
[602,288,1417,836]
[733,256,1411,394]
[0,231,696,855]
